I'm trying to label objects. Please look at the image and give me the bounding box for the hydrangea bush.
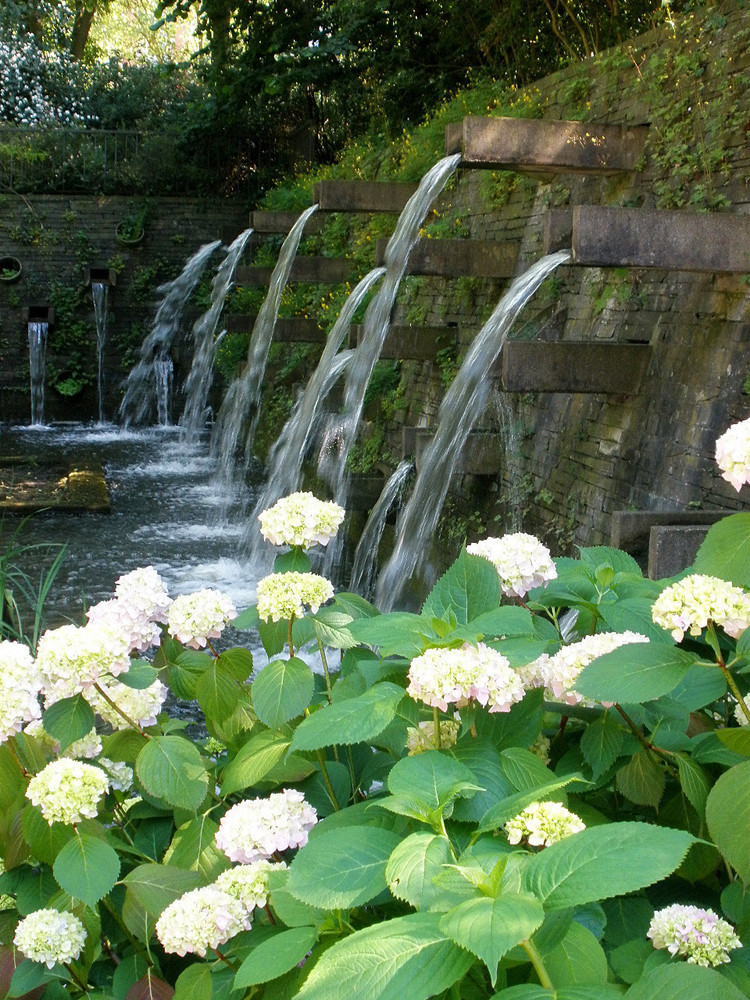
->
[2,443,750,1000]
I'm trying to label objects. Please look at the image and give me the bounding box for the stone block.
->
[312,180,418,213]
[375,238,518,278]
[572,206,750,272]
[648,525,711,580]
[543,209,574,253]
[224,315,325,344]
[404,428,505,474]
[446,117,649,174]
[234,257,350,286]
[610,509,728,558]
[495,343,651,393]
[249,210,323,233]
[349,324,458,360]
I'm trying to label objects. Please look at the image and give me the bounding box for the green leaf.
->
[624,962,747,1000]
[693,513,750,589]
[385,832,455,910]
[522,822,695,910]
[706,760,750,883]
[310,609,357,649]
[274,548,312,573]
[252,657,314,729]
[290,682,404,750]
[716,729,750,756]
[117,661,162,689]
[231,605,260,632]
[439,893,544,986]
[452,741,512,823]
[42,694,94,751]
[579,715,624,780]
[542,921,608,988]
[135,736,208,812]
[174,963,213,1000]
[286,826,401,909]
[615,750,666,808]
[599,598,675,644]
[348,612,431,658]
[216,646,254,682]
[195,661,243,723]
[574,644,697,704]
[121,863,204,940]
[52,833,120,908]
[387,751,482,818]
[422,549,502,627]
[234,926,317,988]
[501,747,560,791]
[293,912,474,1000]
[454,605,537,642]
[220,731,291,795]
[476,776,582,835]
[21,804,75,866]
[268,868,328,928]
[675,755,711,820]
[165,816,227,880]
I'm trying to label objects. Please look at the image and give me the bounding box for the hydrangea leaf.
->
[195,662,244,724]
[387,751,482,816]
[385,832,454,910]
[220,732,291,796]
[42,694,95,751]
[286,825,402,909]
[476,776,581,835]
[348,612,434,658]
[290,682,405,750]
[522,822,695,910]
[439,892,544,986]
[116,661,162,690]
[693,513,750,589]
[624,962,747,1000]
[542,920,608,988]
[706,760,750,884]
[122,863,204,941]
[135,735,208,812]
[251,656,314,729]
[293,912,474,1000]
[421,548,502,627]
[574,644,697,704]
[234,925,317,988]
[52,833,120,908]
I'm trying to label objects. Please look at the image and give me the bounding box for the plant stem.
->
[317,638,333,703]
[93,682,148,736]
[433,705,442,748]
[521,938,554,989]
[212,948,239,972]
[288,614,295,658]
[7,736,28,776]
[207,639,219,658]
[316,751,340,810]
[65,963,90,994]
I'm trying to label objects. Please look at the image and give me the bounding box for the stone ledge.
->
[495,342,651,393]
[349,324,458,360]
[312,180,418,213]
[445,117,649,174]
[402,428,504,474]
[0,457,110,513]
[234,257,351,286]
[224,316,326,344]
[375,238,518,278]
[571,206,750,272]
[249,211,323,233]
[648,525,711,580]
[610,509,728,558]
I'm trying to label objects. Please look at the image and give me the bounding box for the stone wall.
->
[381,3,750,562]
[0,195,248,422]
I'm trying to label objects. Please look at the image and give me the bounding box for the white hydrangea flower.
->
[22,718,60,754]
[98,757,134,793]
[155,885,251,957]
[716,418,750,492]
[406,642,526,713]
[37,621,131,703]
[652,574,750,643]
[648,904,742,967]
[406,718,461,755]
[0,640,42,742]
[467,533,557,598]
[167,589,237,648]
[256,572,334,622]
[529,630,649,707]
[14,908,86,968]
[504,801,585,847]
[213,860,287,913]
[25,758,110,825]
[258,492,345,549]
[87,598,162,654]
[733,694,750,726]
[115,566,172,622]
[529,732,551,766]
[87,675,168,730]
[215,789,318,864]
[62,729,102,760]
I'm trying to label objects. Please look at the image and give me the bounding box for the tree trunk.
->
[71,5,95,61]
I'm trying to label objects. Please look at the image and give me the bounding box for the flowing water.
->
[317,154,461,503]
[0,424,259,634]
[211,207,319,481]
[28,321,48,426]
[179,229,254,440]
[91,283,109,424]
[120,239,222,428]
[376,250,572,611]
[350,459,413,599]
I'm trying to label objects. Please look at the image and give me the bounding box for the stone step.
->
[349,324,458,360]
[224,315,326,344]
[648,525,711,580]
[610,509,729,561]
[249,210,324,234]
[234,257,351,286]
[445,116,649,175]
[312,180,418,213]
[495,342,651,394]
[375,238,518,278]
[571,206,750,272]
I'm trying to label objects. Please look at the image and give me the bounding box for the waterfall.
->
[91,282,109,423]
[493,387,524,533]
[211,206,318,481]
[376,250,572,611]
[28,321,48,426]
[350,459,413,599]
[317,154,461,503]
[154,357,174,426]
[179,228,254,440]
[119,239,222,427]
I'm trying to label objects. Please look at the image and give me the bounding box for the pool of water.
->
[0,422,263,631]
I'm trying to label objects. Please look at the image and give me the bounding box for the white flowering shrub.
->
[1,479,750,999]
[0,26,91,127]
